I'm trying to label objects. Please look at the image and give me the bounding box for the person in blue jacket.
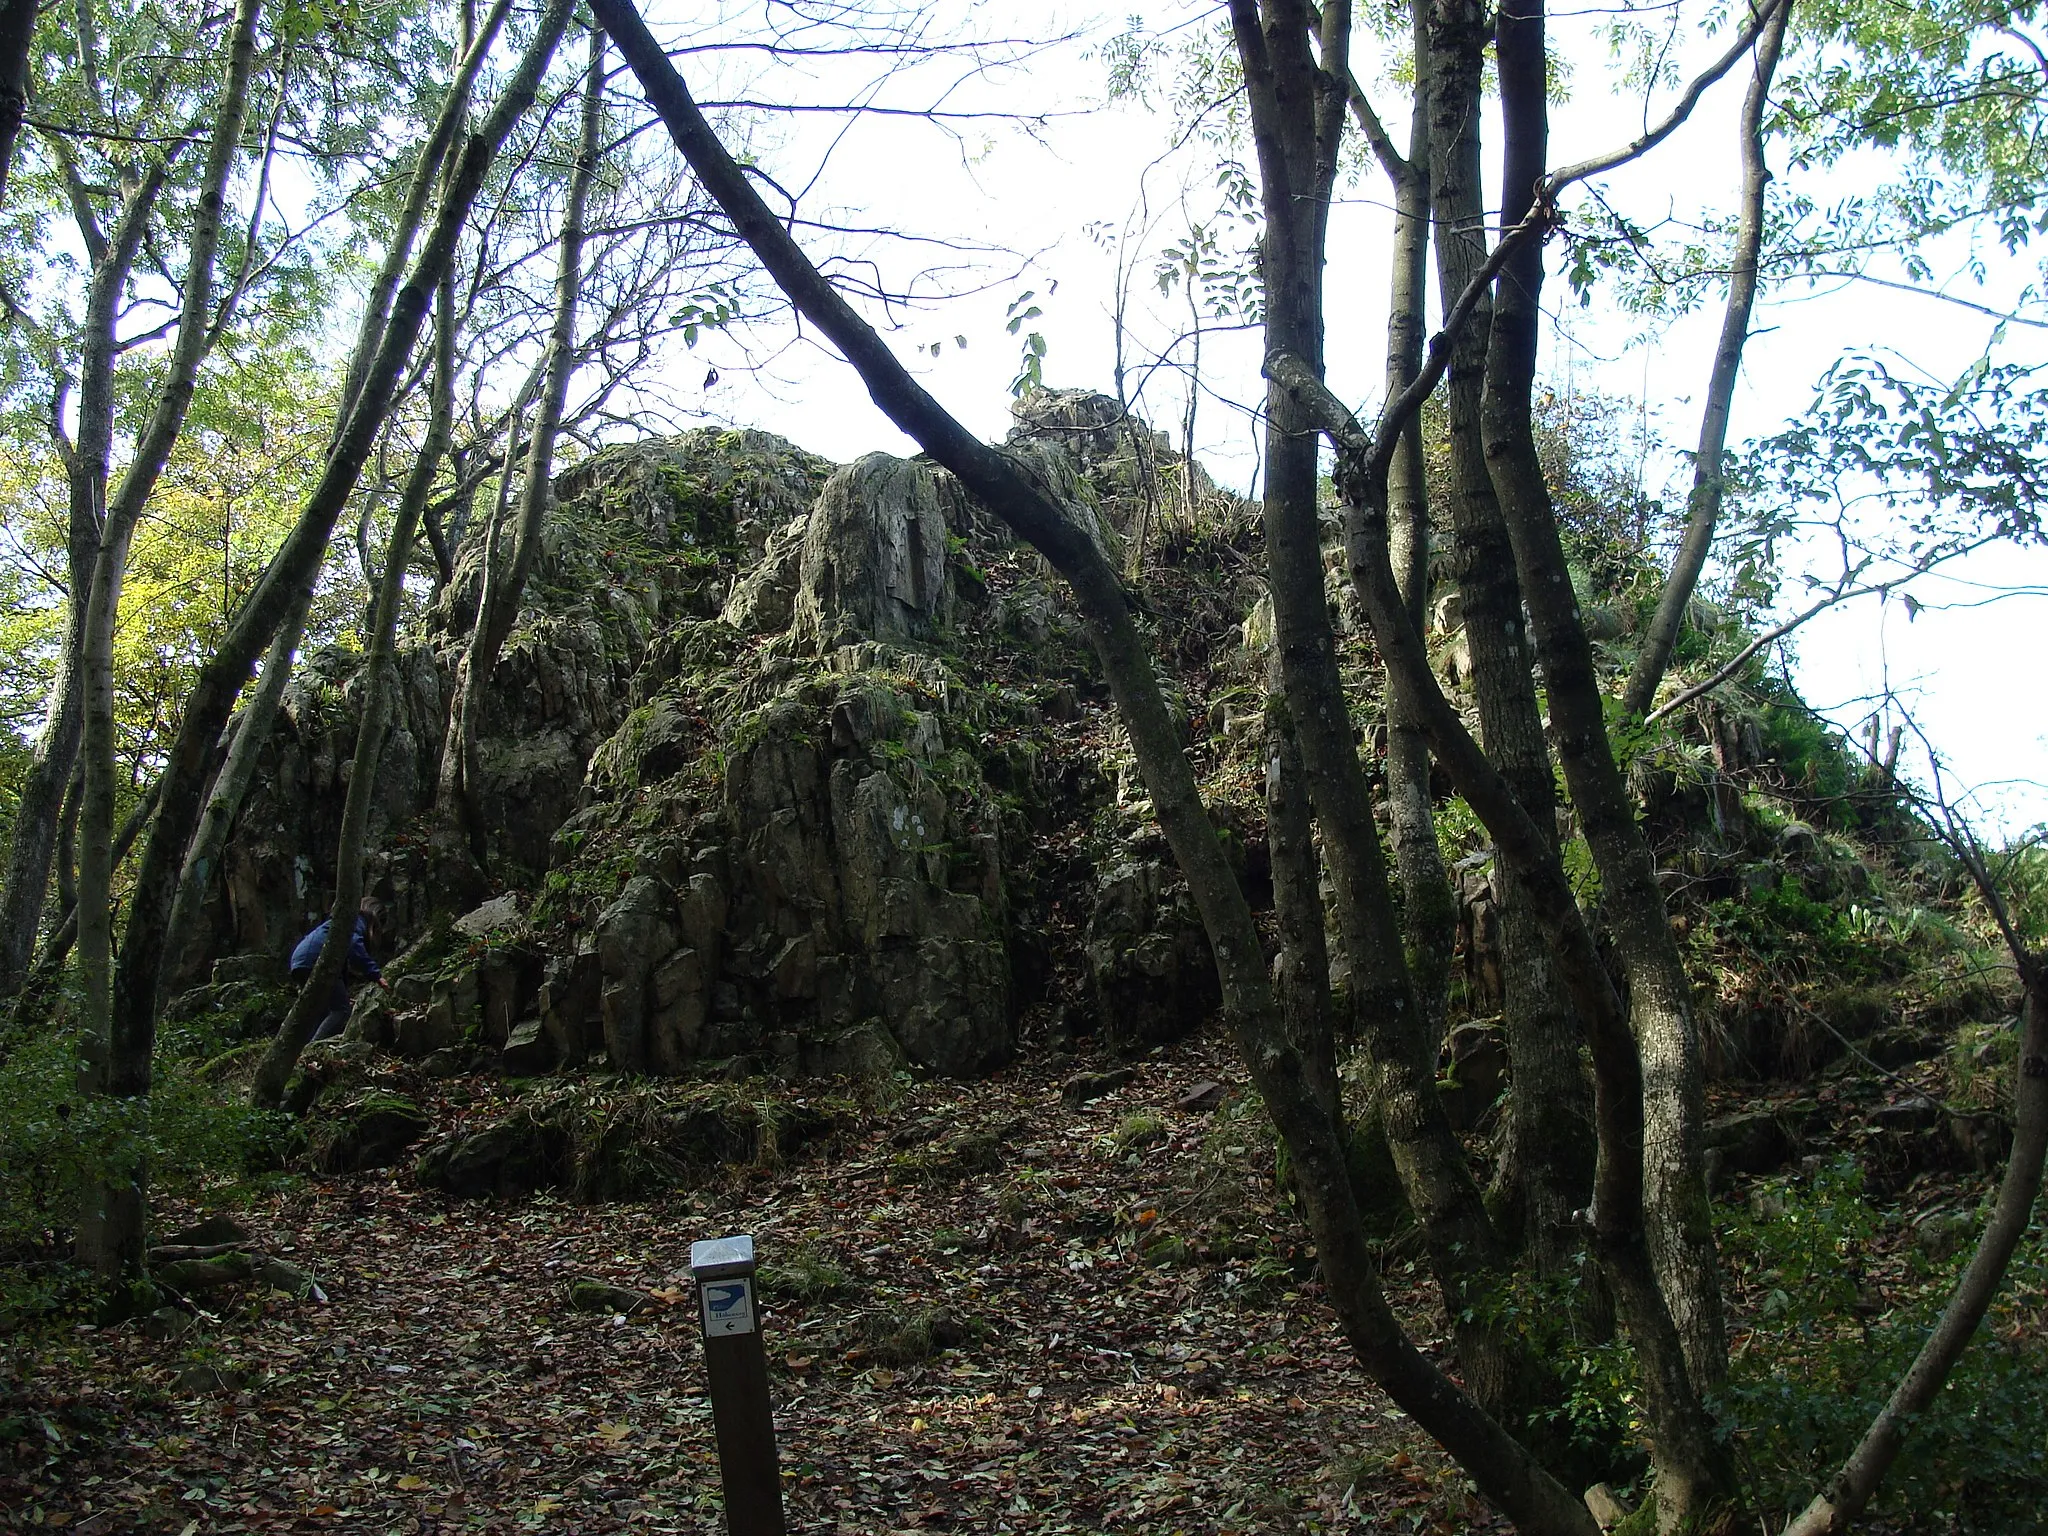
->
[290,899,390,1043]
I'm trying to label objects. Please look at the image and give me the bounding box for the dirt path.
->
[5,1031,1496,1535]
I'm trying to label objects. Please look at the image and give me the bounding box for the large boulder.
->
[790,455,955,650]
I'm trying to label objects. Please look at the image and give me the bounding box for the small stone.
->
[1061,1068,1136,1107]
[1175,1081,1226,1113]
[570,1280,651,1316]
[156,1252,254,1292]
[142,1306,191,1341]
[1584,1483,1631,1529]
[160,1213,253,1249]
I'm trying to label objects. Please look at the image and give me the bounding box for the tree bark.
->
[1265,677,1340,1126]
[0,152,170,1005]
[250,276,460,1111]
[0,0,32,211]
[1622,0,1790,719]
[1423,0,1597,1279]
[438,22,604,857]
[1376,10,1457,1043]
[595,10,1597,1528]
[159,581,317,995]
[1274,350,1735,1521]
[1478,0,1727,1394]
[77,0,265,1282]
[1234,0,1541,1419]
[97,2,572,1259]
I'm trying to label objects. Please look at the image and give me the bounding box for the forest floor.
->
[0,1021,2021,1536]
[1,1029,1498,1536]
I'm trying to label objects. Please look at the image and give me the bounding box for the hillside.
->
[4,389,2039,1533]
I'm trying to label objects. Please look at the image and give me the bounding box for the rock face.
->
[193,393,1252,1081]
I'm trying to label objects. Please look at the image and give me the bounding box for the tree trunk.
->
[0,154,169,1006]
[1275,349,1735,1523]
[596,11,1598,1527]
[438,24,604,858]
[1478,0,1727,1395]
[1622,0,1790,719]
[160,582,317,995]
[1425,0,1596,1276]
[1265,679,1340,1125]
[0,0,32,210]
[250,278,459,1111]
[1377,22,1457,1043]
[1233,0,1546,1420]
[76,0,266,1282]
[101,1,573,1226]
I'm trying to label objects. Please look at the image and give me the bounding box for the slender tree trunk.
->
[1378,31,1456,1042]
[100,3,573,1245]
[77,0,265,1281]
[1265,678,1340,1125]
[251,278,459,1110]
[1233,0,1543,1418]
[439,23,604,859]
[330,0,513,444]
[596,12,1597,1528]
[1623,0,1789,719]
[0,153,170,1005]
[1479,0,1728,1396]
[0,0,32,211]
[160,581,317,994]
[1423,0,1597,1281]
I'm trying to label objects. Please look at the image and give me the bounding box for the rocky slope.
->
[170,388,2014,1116]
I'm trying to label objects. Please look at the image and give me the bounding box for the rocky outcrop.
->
[194,393,1268,1083]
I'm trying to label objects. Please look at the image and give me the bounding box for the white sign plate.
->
[700,1275,756,1337]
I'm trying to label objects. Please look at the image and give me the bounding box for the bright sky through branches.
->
[647,0,2048,836]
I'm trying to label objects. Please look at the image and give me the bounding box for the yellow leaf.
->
[533,1497,560,1514]
[396,1474,427,1491]
[596,1421,631,1444]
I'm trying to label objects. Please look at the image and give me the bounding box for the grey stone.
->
[502,1016,553,1075]
[1063,1068,1137,1106]
[452,893,521,937]
[790,455,953,650]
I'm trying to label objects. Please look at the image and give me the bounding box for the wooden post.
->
[689,1234,786,1536]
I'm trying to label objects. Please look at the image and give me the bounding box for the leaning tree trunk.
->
[0,0,33,210]
[438,23,604,860]
[1623,0,1789,719]
[76,0,264,1282]
[96,2,572,1272]
[250,273,458,1111]
[1231,0,1545,1424]
[1786,965,2047,1536]
[159,581,317,995]
[595,9,1599,1529]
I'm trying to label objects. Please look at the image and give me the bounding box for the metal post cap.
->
[689,1234,756,1280]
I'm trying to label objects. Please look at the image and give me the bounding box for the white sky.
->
[648,0,2048,836]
